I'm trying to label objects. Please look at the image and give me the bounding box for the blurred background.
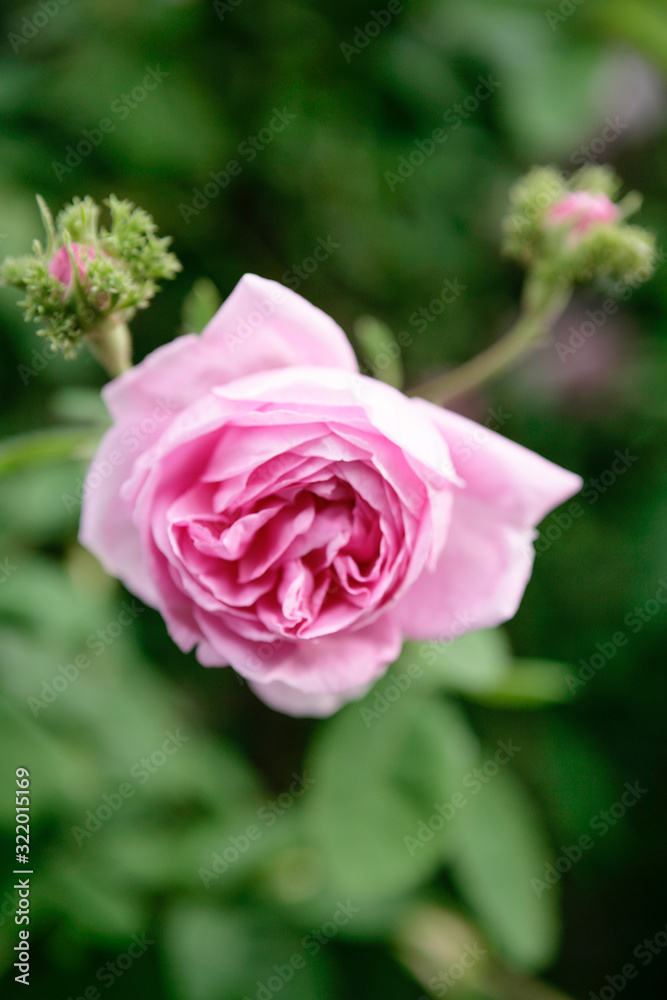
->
[1,0,666,997]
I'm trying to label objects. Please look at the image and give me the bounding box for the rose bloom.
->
[81,275,581,716]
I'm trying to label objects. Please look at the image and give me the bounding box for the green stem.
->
[86,317,133,378]
[407,280,572,405]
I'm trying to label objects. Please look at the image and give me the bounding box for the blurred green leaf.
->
[450,770,559,971]
[407,629,512,695]
[305,695,478,900]
[42,860,146,940]
[50,386,111,427]
[587,0,667,72]
[353,315,404,389]
[181,277,223,335]
[469,659,573,707]
[0,427,99,477]
[163,903,334,1000]
[164,905,251,1000]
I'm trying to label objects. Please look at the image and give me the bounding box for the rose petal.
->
[102,274,358,428]
[393,402,582,639]
[201,273,359,377]
[102,333,206,424]
[194,610,402,694]
[412,400,582,525]
[249,677,372,717]
[78,422,159,606]
[392,493,537,639]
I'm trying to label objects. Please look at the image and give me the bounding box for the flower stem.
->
[408,279,572,405]
[86,317,133,377]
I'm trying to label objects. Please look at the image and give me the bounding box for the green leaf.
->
[42,860,146,940]
[450,770,559,971]
[50,386,111,427]
[353,314,404,388]
[164,905,251,1000]
[469,659,572,708]
[0,426,100,477]
[181,277,222,334]
[405,629,512,695]
[0,694,90,823]
[163,903,334,1000]
[305,694,479,900]
[586,0,667,74]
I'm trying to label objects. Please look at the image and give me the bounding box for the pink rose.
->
[546,191,620,239]
[80,274,581,716]
[49,243,96,289]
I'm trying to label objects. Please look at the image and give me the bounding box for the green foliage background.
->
[1,0,666,997]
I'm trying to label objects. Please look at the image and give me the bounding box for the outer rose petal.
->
[79,421,161,607]
[195,611,403,695]
[102,274,358,426]
[393,401,582,639]
[201,273,359,377]
[248,678,372,718]
[411,401,583,525]
[102,333,210,424]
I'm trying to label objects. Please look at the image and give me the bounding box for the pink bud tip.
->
[49,243,96,288]
[546,191,619,238]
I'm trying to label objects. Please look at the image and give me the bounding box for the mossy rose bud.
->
[547,191,620,240]
[48,243,96,291]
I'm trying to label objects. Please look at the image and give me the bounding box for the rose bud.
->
[48,243,97,290]
[546,190,620,239]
